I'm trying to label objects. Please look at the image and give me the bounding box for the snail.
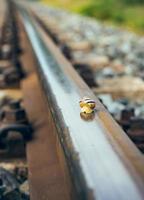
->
[79,97,96,114]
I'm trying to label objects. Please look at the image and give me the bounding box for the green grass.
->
[41,0,144,34]
[42,0,89,11]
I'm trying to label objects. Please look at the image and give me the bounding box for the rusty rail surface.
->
[14,2,144,200]
[0,0,7,29]
[0,0,7,47]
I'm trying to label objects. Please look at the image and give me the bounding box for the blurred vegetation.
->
[42,0,144,34]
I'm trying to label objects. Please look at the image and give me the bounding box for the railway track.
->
[0,1,144,200]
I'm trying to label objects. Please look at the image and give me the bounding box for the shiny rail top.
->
[17,2,144,200]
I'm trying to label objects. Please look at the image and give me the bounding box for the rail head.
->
[16,2,144,200]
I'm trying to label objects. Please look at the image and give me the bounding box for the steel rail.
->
[16,3,144,200]
[0,0,7,28]
[0,0,7,43]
